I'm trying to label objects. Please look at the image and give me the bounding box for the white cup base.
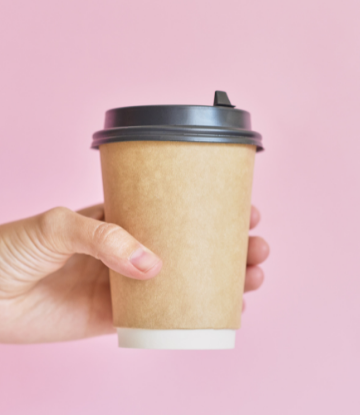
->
[116,328,236,350]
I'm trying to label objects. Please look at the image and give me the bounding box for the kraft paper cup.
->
[99,141,256,349]
[92,91,263,350]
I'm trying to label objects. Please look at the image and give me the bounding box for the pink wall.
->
[1,0,359,413]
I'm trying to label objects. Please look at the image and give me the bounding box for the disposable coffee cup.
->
[92,91,263,349]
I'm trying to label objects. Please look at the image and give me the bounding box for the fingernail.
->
[129,246,160,273]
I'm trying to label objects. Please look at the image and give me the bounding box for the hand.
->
[0,204,269,344]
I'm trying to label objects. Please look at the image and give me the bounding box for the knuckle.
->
[92,222,119,246]
[38,207,71,238]
[92,222,134,258]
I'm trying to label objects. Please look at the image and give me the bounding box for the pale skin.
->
[0,204,269,344]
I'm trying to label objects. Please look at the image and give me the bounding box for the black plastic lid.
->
[92,91,263,151]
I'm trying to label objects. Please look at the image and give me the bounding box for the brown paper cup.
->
[99,140,256,349]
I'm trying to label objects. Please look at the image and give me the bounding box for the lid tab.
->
[213,91,236,108]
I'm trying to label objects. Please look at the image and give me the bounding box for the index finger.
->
[77,204,104,221]
[249,205,261,229]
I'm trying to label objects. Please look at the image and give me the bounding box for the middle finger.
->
[247,236,270,265]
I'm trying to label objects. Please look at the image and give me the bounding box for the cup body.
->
[99,140,256,347]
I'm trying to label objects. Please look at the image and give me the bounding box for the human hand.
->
[0,204,269,344]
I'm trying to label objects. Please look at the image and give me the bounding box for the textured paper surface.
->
[100,141,256,329]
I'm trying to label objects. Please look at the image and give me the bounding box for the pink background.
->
[1,0,359,413]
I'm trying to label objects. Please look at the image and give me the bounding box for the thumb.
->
[37,207,163,280]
